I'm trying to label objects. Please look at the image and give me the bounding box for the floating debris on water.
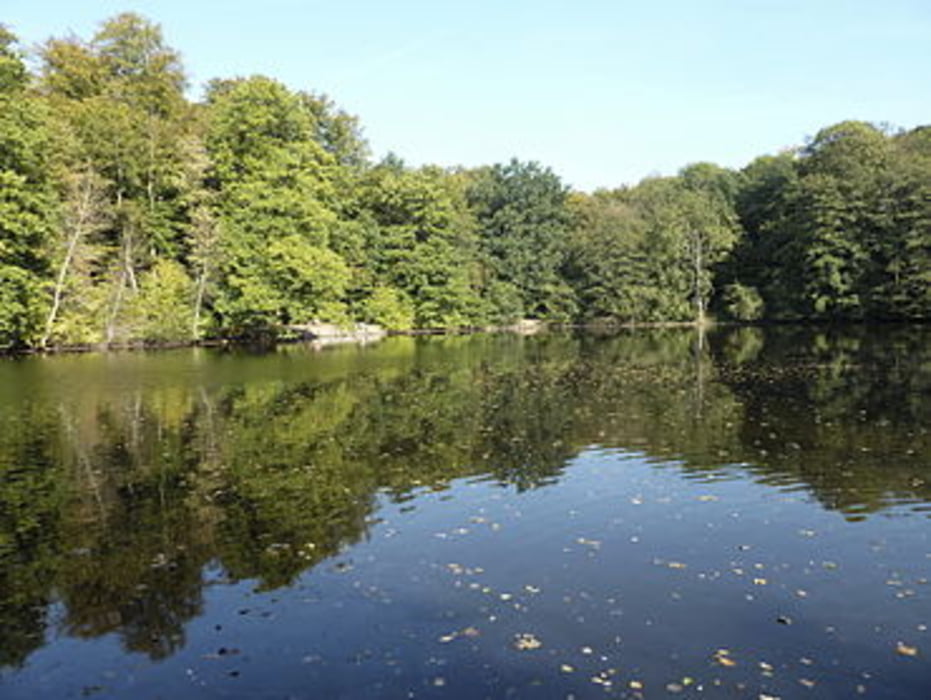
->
[513,633,542,651]
[714,649,737,667]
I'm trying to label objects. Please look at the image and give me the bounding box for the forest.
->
[1,13,929,350]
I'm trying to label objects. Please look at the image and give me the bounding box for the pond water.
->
[1,326,929,698]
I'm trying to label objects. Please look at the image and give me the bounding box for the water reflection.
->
[0,326,928,672]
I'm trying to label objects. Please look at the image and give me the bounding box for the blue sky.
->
[4,0,930,191]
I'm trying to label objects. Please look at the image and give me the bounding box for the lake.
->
[1,326,929,698]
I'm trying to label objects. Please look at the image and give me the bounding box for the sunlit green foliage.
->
[352,163,482,328]
[0,12,928,350]
[0,30,55,348]
[468,159,577,321]
[725,122,930,321]
[566,165,741,324]
[359,285,416,330]
[127,258,195,342]
[35,13,195,345]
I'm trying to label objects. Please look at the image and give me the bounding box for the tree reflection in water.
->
[0,326,928,667]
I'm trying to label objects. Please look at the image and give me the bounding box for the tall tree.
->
[205,76,349,335]
[677,163,743,324]
[0,28,56,348]
[467,159,576,321]
[565,190,659,322]
[726,151,800,319]
[351,163,481,329]
[38,13,194,344]
[879,127,931,318]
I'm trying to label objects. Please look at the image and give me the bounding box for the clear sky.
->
[4,0,930,191]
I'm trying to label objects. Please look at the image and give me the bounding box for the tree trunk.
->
[192,263,207,341]
[42,172,103,348]
[692,231,705,326]
[106,269,126,345]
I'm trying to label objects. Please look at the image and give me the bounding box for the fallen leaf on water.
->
[713,649,737,667]
[513,633,542,651]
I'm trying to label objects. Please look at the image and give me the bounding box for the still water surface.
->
[1,327,929,698]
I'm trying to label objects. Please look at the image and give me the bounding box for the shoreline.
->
[3,317,929,358]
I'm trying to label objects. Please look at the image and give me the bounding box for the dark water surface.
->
[1,327,929,698]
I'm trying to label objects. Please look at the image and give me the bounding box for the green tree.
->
[879,126,931,318]
[467,159,577,321]
[0,28,56,348]
[352,163,482,328]
[41,168,111,347]
[206,76,351,334]
[359,286,416,330]
[38,13,196,345]
[127,258,195,342]
[565,190,659,322]
[727,152,800,318]
[0,26,27,93]
[795,121,890,317]
[677,163,743,324]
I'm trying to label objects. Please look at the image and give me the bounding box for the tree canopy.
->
[0,13,928,350]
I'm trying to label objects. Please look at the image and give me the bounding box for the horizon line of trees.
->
[1,13,929,350]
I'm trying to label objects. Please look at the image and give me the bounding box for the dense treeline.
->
[0,14,928,349]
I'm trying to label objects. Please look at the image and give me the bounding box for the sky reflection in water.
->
[1,326,929,698]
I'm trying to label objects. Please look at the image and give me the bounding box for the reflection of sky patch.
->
[1,327,930,697]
